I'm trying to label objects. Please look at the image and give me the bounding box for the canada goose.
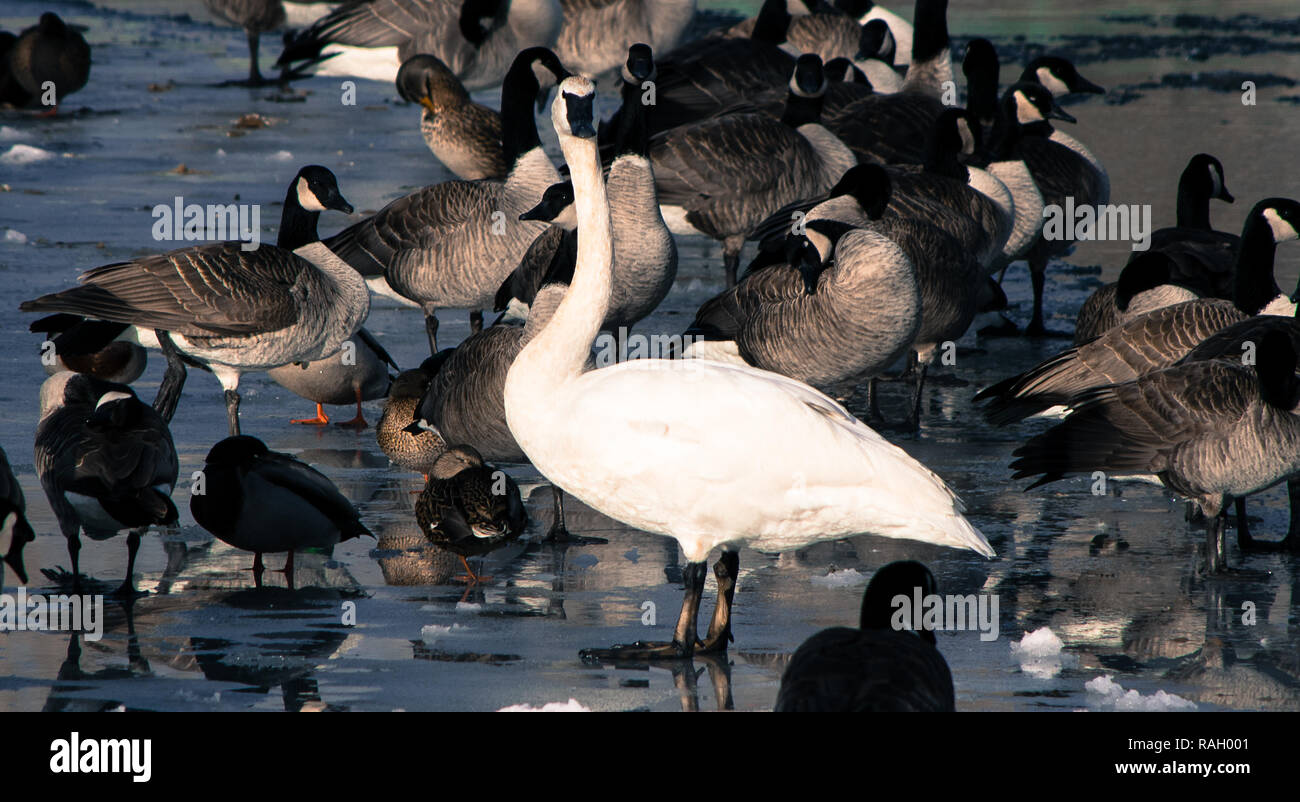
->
[831,0,913,67]
[21,166,365,437]
[414,445,527,583]
[684,184,920,395]
[775,561,955,712]
[408,285,592,539]
[1075,154,1238,343]
[498,44,677,331]
[35,315,148,384]
[191,435,372,588]
[553,0,695,78]
[724,1,882,72]
[396,53,506,180]
[324,47,568,352]
[504,76,992,660]
[1010,330,1300,573]
[277,0,564,89]
[1072,252,1201,345]
[652,53,857,286]
[268,326,398,428]
[1012,67,1108,336]
[6,13,90,113]
[975,198,1300,425]
[35,373,179,596]
[0,445,36,586]
[202,0,289,85]
[376,353,452,476]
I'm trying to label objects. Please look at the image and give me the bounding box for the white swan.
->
[503,75,994,660]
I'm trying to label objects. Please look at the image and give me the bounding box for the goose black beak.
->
[519,200,555,222]
[1047,104,1077,124]
[1075,76,1105,94]
[1219,187,1235,203]
[328,196,354,215]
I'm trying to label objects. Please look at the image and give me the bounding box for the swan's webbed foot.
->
[580,640,695,663]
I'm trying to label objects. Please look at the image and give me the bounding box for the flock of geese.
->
[3,0,1299,712]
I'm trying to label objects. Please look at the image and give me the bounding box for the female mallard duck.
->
[414,445,527,583]
[377,353,452,476]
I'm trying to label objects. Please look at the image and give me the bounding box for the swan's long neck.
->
[512,130,613,386]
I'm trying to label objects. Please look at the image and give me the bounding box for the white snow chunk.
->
[811,568,869,588]
[1085,675,1197,711]
[1,144,54,165]
[497,698,592,712]
[5,229,28,244]
[1011,627,1065,678]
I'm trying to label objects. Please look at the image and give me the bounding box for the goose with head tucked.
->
[35,373,179,596]
[277,0,563,88]
[21,166,364,437]
[775,560,954,711]
[191,435,372,588]
[324,47,569,352]
[504,75,993,661]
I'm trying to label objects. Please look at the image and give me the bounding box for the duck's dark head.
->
[396,54,467,112]
[858,560,940,644]
[431,445,486,480]
[204,435,269,467]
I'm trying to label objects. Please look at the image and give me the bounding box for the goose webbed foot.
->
[580,640,696,663]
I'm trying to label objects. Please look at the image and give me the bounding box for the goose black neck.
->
[500,61,543,168]
[1233,215,1282,314]
[924,129,966,180]
[963,45,999,127]
[986,102,1025,161]
[278,184,320,250]
[911,0,950,64]
[612,78,649,157]
[1175,166,1212,230]
[781,91,824,128]
[1257,335,1300,410]
[752,0,793,45]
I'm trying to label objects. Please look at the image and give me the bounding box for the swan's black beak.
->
[1047,103,1076,124]
[564,89,597,138]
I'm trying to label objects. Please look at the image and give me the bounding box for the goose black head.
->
[833,0,876,17]
[1184,154,1233,204]
[204,435,270,467]
[520,180,575,226]
[86,388,145,431]
[1255,329,1300,411]
[510,46,570,94]
[1115,251,1178,312]
[932,107,982,163]
[785,234,824,294]
[623,43,655,85]
[963,38,999,80]
[554,75,597,139]
[823,57,869,86]
[856,19,895,65]
[293,165,353,215]
[1022,56,1104,97]
[858,560,940,645]
[790,53,827,98]
[1004,81,1074,126]
[828,163,891,220]
[396,54,466,111]
[431,444,486,479]
[457,0,502,46]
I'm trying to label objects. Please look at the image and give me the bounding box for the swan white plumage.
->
[504,75,994,659]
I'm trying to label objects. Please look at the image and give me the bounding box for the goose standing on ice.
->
[325,48,568,352]
[553,0,695,79]
[1010,330,1300,573]
[191,435,372,588]
[277,0,564,89]
[21,166,366,437]
[498,44,677,332]
[1075,153,1238,343]
[415,445,527,583]
[6,13,91,113]
[775,561,955,712]
[396,54,506,180]
[35,373,179,596]
[1,446,36,586]
[202,0,289,85]
[268,327,399,428]
[505,76,992,660]
[652,53,856,287]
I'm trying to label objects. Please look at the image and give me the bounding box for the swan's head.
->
[623,43,655,85]
[828,164,891,220]
[293,165,353,215]
[858,560,941,644]
[520,180,577,229]
[553,75,597,140]
[1004,81,1074,126]
[396,54,467,113]
[1255,198,1300,244]
[789,53,827,98]
[1186,153,1233,204]
[1024,56,1105,97]
[856,19,894,64]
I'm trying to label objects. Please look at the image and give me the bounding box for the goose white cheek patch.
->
[1263,208,1298,242]
[297,177,326,212]
[1036,67,1070,98]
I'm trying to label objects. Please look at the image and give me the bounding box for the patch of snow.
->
[811,568,868,588]
[497,698,591,712]
[1011,627,1065,678]
[1085,675,1197,711]
[1,144,54,165]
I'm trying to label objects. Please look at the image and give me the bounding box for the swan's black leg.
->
[699,550,739,653]
[153,330,187,424]
[1204,510,1228,574]
[580,559,707,661]
[224,390,242,436]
